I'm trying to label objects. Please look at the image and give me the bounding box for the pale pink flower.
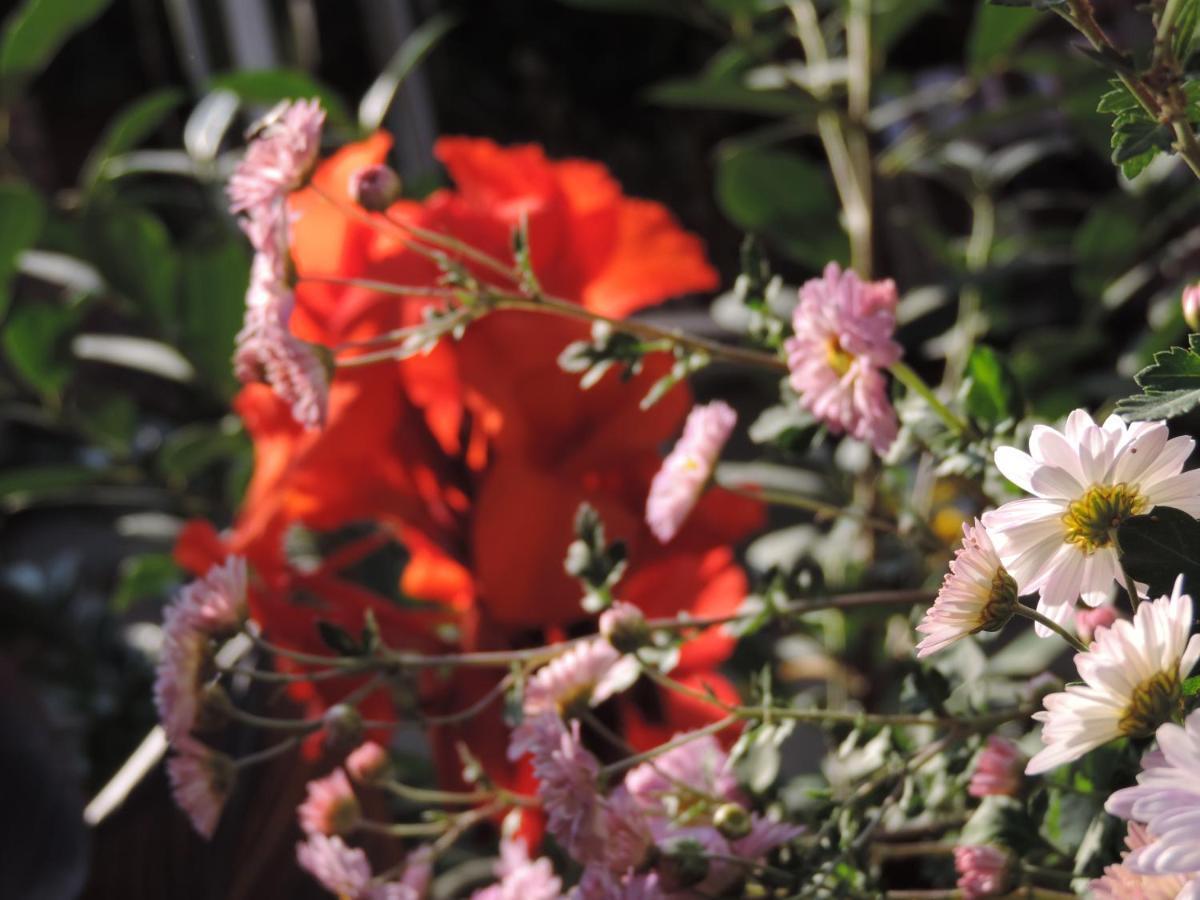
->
[299,768,361,836]
[167,737,235,839]
[954,845,1012,898]
[982,410,1200,636]
[1075,602,1119,643]
[645,401,736,543]
[1106,709,1200,878]
[968,736,1024,798]
[346,741,391,784]
[227,99,324,214]
[916,519,1017,658]
[624,734,742,812]
[395,845,434,897]
[177,556,248,634]
[471,837,564,900]
[730,815,805,859]
[784,262,901,455]
[154,613,209,743]
[1092,822,1200,900]
[349,164,402,212]
[599,787,655,874]
[297,833,374,898]
[519,714,606,863]
[511,639,637,757]
[1026,580,1200,775]
[1184,283,1200,332]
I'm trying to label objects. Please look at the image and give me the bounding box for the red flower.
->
[178,134,760,788]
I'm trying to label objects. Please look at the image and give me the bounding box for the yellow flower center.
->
[1119,670,1183,737]
[825,336,855,376]
[1061,483,1147,554]
[975,567,1019,633]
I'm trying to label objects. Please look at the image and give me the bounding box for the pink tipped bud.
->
[321,704,363,752]
[954,845,1012,899]
[348,164,402,212]
[1185,283,1200,332]
[968,736,1025,798]
[346,741,391,785]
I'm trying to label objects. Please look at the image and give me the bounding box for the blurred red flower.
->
[176,134,760,788]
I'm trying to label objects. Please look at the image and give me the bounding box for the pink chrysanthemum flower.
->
[167,736,235,839]
[518,713,606,863]
[297,833,374,898]
[954,846,1012,899]
[600,786,655,874]
[645,401,736,543]
[177,556,248,635]
[624,734,742,812]
[346,740,391,785]
[968,736,1024,798]
[731,815,805,860]
[1106,709,1200,879]
[1091,823,1200,900]
[982,410,1200,636]
[915,519,1017,658]
[1026,579,1200,775]
[471,837,564,900]
[154,614,210,743]
[299,768,362,836]
[1075,602,1119,643]
[227,99,325,214]
[511,640,637,757]
[784,262,901,455]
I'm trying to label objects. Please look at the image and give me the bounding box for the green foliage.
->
[178,238,250,394]
[1118,507,1200,598]
[564,503,627,613]
[83,206,178,332]
[2,299,81,397]
[1116,334,1200,421]
[81,88,186,190]
[968,5,1041,74]
[1173,0,1200,64]
[1097,81,1200,178]
[963,345,1022,427]
[359,13,458,131]
[111,553,181,614]
[208,68,354,129]
[716,146,848,268]
[0,0,112,93]
[0,182,46,321]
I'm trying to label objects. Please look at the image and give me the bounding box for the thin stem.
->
[415,673,514,726]
[234,736,300,769]
[216,664,352,683]
[224,705,321,733]
[381,780,492,806]
[357,819,448,838]
[890,360,973,438]
[382,213,518,282]
[598,715,741,779]
[718,481,905,536]
[945,191,995,391]
[245,629,359,668]
[1013,604,1089,654]
[298,273,461,299]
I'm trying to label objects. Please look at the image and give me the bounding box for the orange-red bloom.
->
[177,134,760,786]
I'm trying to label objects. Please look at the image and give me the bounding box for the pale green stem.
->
[890,360,973,437]
[1013,604,1089,654]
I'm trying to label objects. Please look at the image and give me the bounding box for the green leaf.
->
[1173,0,1200,63]
[1116,336,1200,420]
[716,147,847,268]
[81,88,185,189]
[0,463,100,500]
[1183,674,1200,696]
[648,77,819,117]
[963,345,1022,425]
[83,206,178,330]
[112,553,181,614]
[1118,507,1200,598]
[178,237,249,392]
[0,0,112,92]
[0,181,46,320]
[358,13,457,131]
[157,423,247,485]
[2,300,80,396]
[208,69,353,130]
[968,5,1041,74]
[874,0,943,51]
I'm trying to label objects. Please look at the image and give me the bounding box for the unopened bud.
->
[1184,284,1200,332]
[348,164,402,212]
[322,703,363,751]
[599,601,649,654]
[656,838,709,891]
[713,803,752,840]
[345,740,391,784]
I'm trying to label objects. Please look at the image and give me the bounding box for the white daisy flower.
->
[1025,579,1200,775]
[1106,708,1200,879]
[982,410,1200,636]
[915,519,1018,658]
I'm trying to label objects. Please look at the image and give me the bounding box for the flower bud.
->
[599,601,649,654]
[713,803,752,840]
[346,740,391,784]
[1185,283,1200,332]
[348,164,402,212]
[656,838,709,891]
[322,703,363,751]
